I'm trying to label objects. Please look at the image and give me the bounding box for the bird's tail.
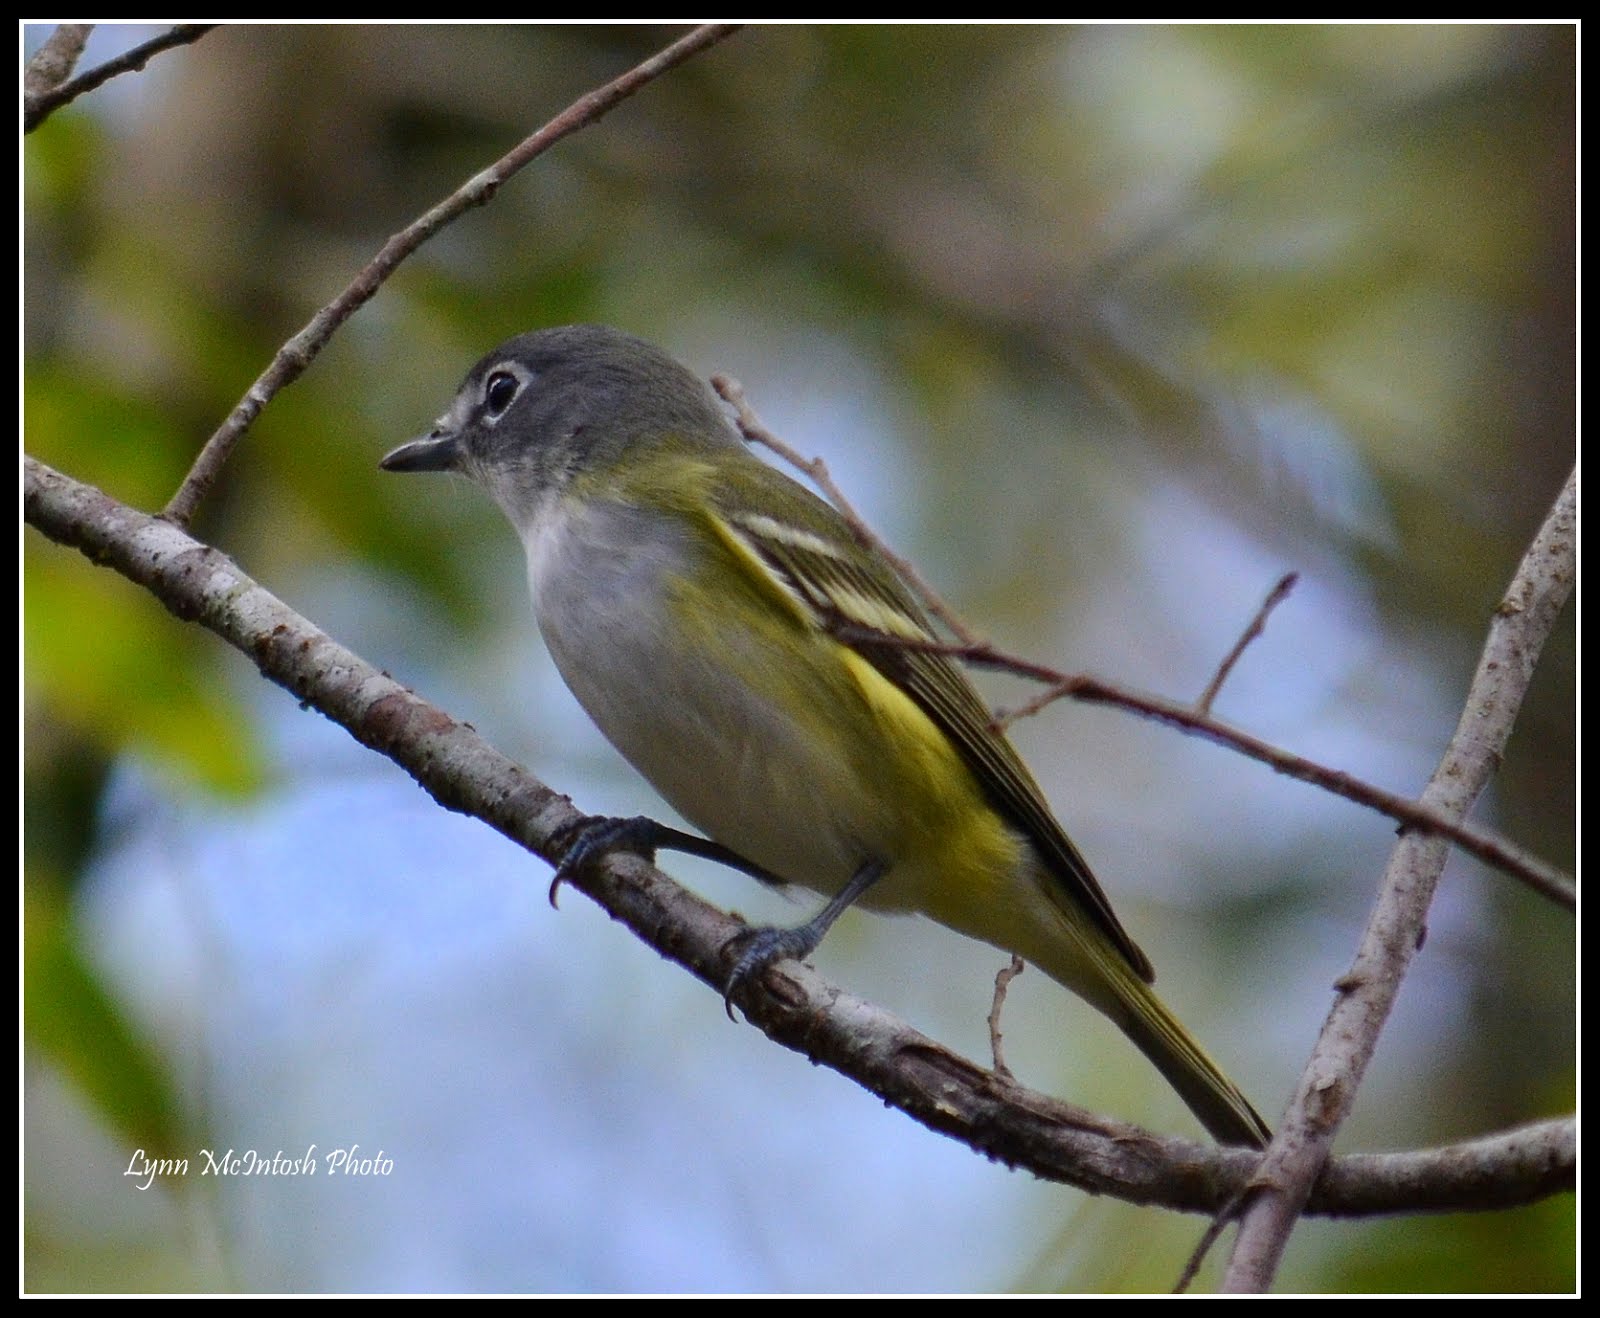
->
[1109,968,1271,1148]
[1036,923,1272,1149]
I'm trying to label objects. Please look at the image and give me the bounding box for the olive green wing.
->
[715,489,1155,983]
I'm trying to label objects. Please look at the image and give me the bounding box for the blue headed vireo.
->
[381,324,1270,1149]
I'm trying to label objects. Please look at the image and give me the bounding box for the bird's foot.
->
[545,814,665,907]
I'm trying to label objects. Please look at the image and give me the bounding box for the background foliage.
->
[24,23,1574,1293]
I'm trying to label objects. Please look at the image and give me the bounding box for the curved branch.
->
[23,24,94,101]
[161,23,741,528]
[24,455,1575,1221]
[1222,467,1577,1292]
[719,381,1571,912]
[24,24,215,132]
[815,633,1574,911]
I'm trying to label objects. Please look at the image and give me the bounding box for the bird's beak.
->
[380,430,462,473]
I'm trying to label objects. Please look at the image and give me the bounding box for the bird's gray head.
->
[380,324,739,527]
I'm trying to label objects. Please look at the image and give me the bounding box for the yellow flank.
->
[701,496,1047,944]
[835,648,1033,922]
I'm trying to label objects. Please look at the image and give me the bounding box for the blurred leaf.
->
[24,886,188,1164]
[23,364,193,513]
[24,543,265,796]
[1330,1197,1576,1294]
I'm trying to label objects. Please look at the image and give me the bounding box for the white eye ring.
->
[483,370,521,419]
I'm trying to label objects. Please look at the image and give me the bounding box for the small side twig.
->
[703,388,1567,907]
[161,23,742,529]
[1196,571,1298,715]
[833,625,1574,913]
[986,955,1026,1079]
[712,373,980,644]
[1174,1185,1251,1293]
[24,24,215,133]
[23,24,94,101]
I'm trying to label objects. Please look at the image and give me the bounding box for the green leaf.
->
[24,886,189,1164]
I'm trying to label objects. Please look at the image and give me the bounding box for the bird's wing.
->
[713,496,1155,983]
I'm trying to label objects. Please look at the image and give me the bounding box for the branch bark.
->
[718,381,1570,913]
[24,454,1575,1223]
[1221,467,1577,1292]
[834,629,1574,912]
[23,23,94,102]
[24,24,215,132]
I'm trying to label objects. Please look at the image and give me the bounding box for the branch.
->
[24,24,216,133]
[23,24,94,100]
[1195,571,1298,714]
[161,23,742,529]
[713,382,1569,912]
[1308,1116,1573,1217]
[24,455,1573,1222]
[833,628,1574,912]
[1222,467,1577,1292]
[986,955,1025,1079]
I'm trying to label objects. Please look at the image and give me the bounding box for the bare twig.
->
[1195,571,1298,715]
[832,626,1575,912]
[161,23,742,529]
[24,24,215,132]
[986,955,1026,1079]
[25,455,1574,1222]
[1221,468,1577,1293]
[712,373,981,644]
[710,394,1567,910]
[23,24,94,100]
[1174,1186,1249,1293]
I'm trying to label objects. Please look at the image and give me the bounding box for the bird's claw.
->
[545,814,660,908]
[721,924,820,1021]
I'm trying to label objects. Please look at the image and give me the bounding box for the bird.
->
[381,323,1270,1148]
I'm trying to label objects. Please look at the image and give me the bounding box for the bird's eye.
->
[483,371,520,419]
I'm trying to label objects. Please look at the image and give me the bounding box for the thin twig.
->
[23,24,94,100]
[986,955,1026,1079]
[23,455,1576,1223]
[24,24,215,132]
[161,23,742,529]
[832,625,1575,913]
[1174,1186,1249,1293]
[1196,571,1298,715]
[712,391,1567,909]
[712,373,981,644]
[1220,468,1577,1293]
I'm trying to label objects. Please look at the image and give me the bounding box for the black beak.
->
[380,431,462,473]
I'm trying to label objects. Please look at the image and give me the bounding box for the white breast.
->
[521,497,869,896]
